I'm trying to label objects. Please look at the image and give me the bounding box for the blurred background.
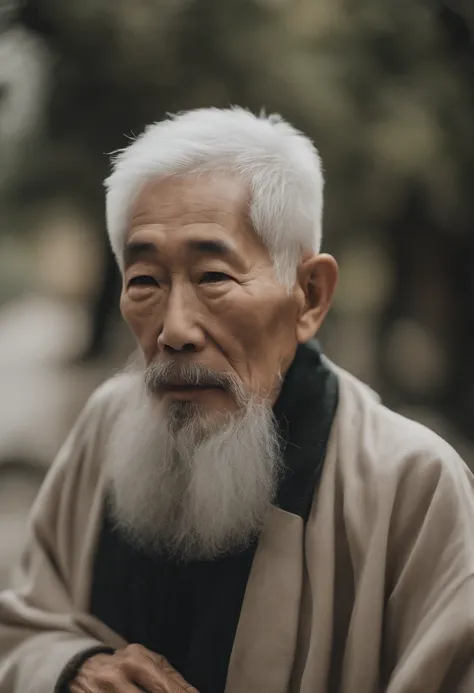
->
[0,0,473,587]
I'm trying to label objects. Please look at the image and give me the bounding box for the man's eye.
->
[200,271,231,284]
[128,275,158,287]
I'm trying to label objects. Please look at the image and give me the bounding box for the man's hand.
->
[69,644,199,693]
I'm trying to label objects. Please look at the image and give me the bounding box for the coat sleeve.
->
[0,389,123,693]
[385,445,474,693]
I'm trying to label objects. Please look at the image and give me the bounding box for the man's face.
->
[120,173,303,419]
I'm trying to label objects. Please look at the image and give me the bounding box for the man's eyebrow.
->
[186,239,234,256]
[123,241,158,268]
[123,237,244,269]
[187,238,247,270]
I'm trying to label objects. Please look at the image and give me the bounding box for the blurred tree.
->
[0,0,473,437]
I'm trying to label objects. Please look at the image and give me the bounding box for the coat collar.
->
[274,340,339,521]
[225,342,339,693]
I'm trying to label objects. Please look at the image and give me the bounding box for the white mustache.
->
[144,361,245,400]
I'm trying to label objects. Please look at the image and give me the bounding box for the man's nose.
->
[157,287,205,354]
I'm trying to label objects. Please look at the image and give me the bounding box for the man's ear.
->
[296,253,338,343]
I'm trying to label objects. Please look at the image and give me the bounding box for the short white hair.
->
[105,106,324,286]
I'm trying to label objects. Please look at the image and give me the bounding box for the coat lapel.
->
[225,506,304,693]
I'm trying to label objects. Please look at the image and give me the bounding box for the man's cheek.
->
[232,302,287,343]
[123,313,160,362]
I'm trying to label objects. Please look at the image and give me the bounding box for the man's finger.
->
[122,652,198,693]
[70,667,142,693]
[148,652,199,693]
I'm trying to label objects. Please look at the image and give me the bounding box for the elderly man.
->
[0,108,473,693]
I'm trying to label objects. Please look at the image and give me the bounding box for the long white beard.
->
[107,373,283,561]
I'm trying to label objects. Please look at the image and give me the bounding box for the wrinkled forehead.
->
[129,172,251,231]
[124,172,274,265]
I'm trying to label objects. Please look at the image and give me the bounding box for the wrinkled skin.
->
[120,173,338,416]
[70,644,198,693]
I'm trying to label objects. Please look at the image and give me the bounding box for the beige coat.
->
[1,363,473,693]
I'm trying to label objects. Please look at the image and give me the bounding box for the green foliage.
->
[1,0,473,238]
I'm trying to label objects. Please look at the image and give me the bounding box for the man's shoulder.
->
[325,365,474,553]
[48,372,138,483]
[85,371,136,412]
[332,363,470,488]
[76,371,138,438]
